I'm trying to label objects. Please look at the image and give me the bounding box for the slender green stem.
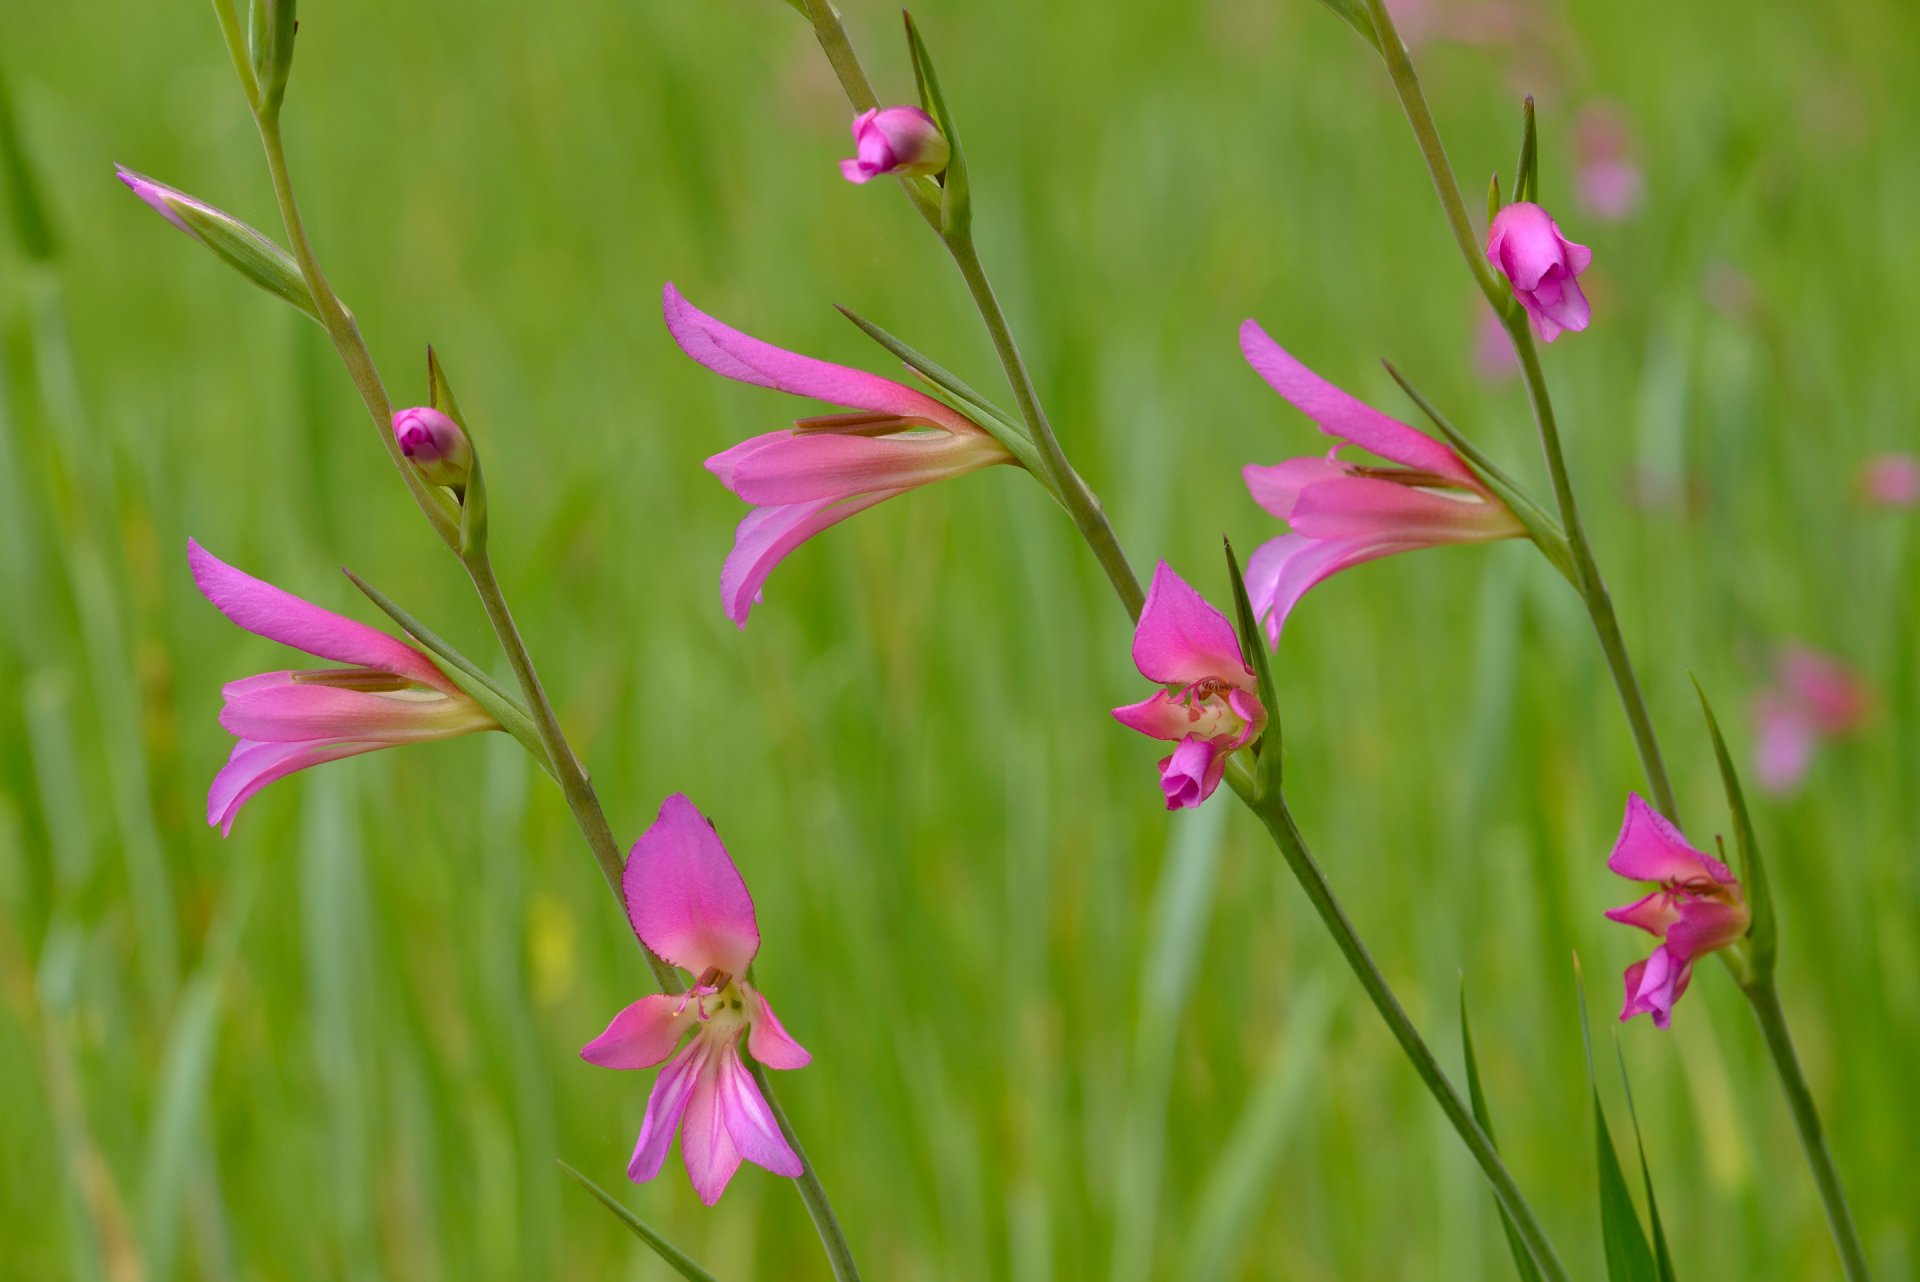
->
[943,234,1145,619]
[1742,980,1874,1280]
[750,1059,864,1282]
[1232,772,1572,1282]
[801,0,879,113]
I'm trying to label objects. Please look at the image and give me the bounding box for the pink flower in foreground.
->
[665,284,1013,627]
[1238,321,1524,646]
[1859,452,1920,509]
[582,794,809,1205]
[1604,795,1749,1029]
[190,539,497,835]
[1572,105,1644,222]
[1486,202,1593,342]
[839,107,950,184]
[1112,562,1267,809]
[1752,647,1870,795]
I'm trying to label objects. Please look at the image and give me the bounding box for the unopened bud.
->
[114,164,319,320]
[839,107,949,185]
[393,407,472,490]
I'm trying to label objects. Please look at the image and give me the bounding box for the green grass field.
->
[2,0,1916,1276]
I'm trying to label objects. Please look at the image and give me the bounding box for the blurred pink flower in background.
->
[1859,452,1920,508]
[189,539,498,835]
[1473,307,1517,381]
[664,284,1012,627]
[1603,795,1749,1029]
[840,106,950,184]
[1113,562,1266,809]
[1239,321,1524,645]
[1486,202,1592,342]
[581,794,810,1205]
[1752,647,1870,794]
[1572,104,1644,222]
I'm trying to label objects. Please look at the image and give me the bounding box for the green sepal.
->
[1460,982,1545,1282]
[341,569,555,780]
[1692,676,1775,981]
[1575,959,1660,1282]
[152,181,320,321]
[1487,173,1504,227]
[1224,537,1282,799]
[1513,96,1538,205]
[426,347,489,555]
[1314,0,1385,51]
[557,1161,722,1282]
[0,64,56,261]
[902,11,970,238]
[1613,1042,1679,1282]
[248,0,297,119]
[1381,360,1578,586]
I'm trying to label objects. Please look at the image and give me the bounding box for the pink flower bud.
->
[392,406,472,489]
[839,107,950,185]
[1485,202,1593,343]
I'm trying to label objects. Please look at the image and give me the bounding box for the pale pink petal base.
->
[748,991,812,1070]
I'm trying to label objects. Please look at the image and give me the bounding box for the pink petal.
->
[719,489,905,628]
[1238,321,1474,484]
[188,540,448,690]
[1753,701,1816,795]
[747,989,812,1070]
[1778,649,1869,736]
[662,284,967,428]
[1112,689,1205,743]
[1132,561,1248,688]
[1619,946,1691,1029]
[1158,736,1226,810]
[1243,531,1427,647]
[839,158,876,184]
[623,793,760,978]
[628,1039,707,1184]
[218,675,492,744]
[1488,204,1568,292]
[1286,474,1519,542]
[715,1042,804,1177]
[708,429,998,506]
[1666,897,1749,962]
[581,994,689,1070]
[1606,794,1729,885]
[207,737,384,835]
[1243,456,1347,521]
[1603,890,1681,938]
[680,1047,744,1205]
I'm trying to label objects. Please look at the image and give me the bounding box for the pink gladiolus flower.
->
[1752,647,1870,795]
[664,284,1013,627]
[1604,795,1749,1029]
[1486,202,1593,342]
[190,539,498,834]
[1112,562,1267,809]
[581,794,810,1205]
[393,406,472,489]
[1572,105,1644,222]
[839,106,950,184]
[1238,321,1524,646]
[1859,452,1920,508]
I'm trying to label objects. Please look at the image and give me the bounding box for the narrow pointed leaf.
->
[1692,677,1775,979]
[1514,96,1538,204]
[1614,1043,1678,1282]
[425,348,489,556]
[557,1161,722,1282]
[249,0,297,118]
[902,11,970,236]
[1461,983,1544,1282]
[1313,0,1384,51]
[1224,537,1282,797]
[1487,173,1504,227]
[1575,959,1659,1282]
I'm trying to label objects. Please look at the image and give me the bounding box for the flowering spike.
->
[1486,202,1592,342]
[114,165,319,320]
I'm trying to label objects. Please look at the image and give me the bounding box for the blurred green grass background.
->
[2,0,1916,1277]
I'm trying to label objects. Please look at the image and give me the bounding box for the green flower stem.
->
[1742,978,1875,1280]
[750,1059,864,1282]
[1231,768,1573,1282]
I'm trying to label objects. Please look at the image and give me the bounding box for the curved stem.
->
[1742,980,1874,1280]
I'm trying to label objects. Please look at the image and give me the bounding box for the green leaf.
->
[249,0,297,119]
[1487,173,1504,226]
[0,63,56,261]
[1460,983,1544,1282]
[1575,961,1659,1282]
[118,167,320,320]
[1692,677,1774,980]
[1513,96,1538,204]
[426,348,488,554]
[1223,537,1282,798]
[1313,0,1384,51]
[341,569,555,779]
[557,1161,722,1282]
[1613,1043,1678,1282]
[902,11,970,237]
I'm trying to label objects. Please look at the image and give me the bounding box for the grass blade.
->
[1574,959,1658,1282]
[1460,983,1544,1282]
[556,1160,722,1282]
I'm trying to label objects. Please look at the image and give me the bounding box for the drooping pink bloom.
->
[1603,795,1749,1029]
[1752,647,1870,795]
[190,539,498,834]
[393,406,472,489]
[664,284,1013,627]
[1572,104,1644,222]
[1486,202,1593,342]
[1859,452,1920,508]
[1112,562,1267,809]
[839,106,950,184]
[582,794,810,1205]
[1238,321,1524,646]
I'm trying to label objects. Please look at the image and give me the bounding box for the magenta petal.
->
[624,793,760,977]
[1606,794,1727,884]
[219,678,491,744]
[680,1047,744,1205]
[1132,561,1248,688]
[662,284,964,427]
[712,430,997,506]
[1158,736,1225,809]
[188,540,448,690]
[1754,702,1816,794]
[715,1042,804,1177]
[581,994,688,1069]
[1237,321,1475,484]
[747,989,812,1070]
[207,737,383,835]
[1242,456,1345,520]
[1603,890,1681,938]
[1620,946,1690,1029]
[719,489,905,628]
[1666,898,1750,962]
[1112,690,1203,743]
[1287,474,1519,542]
[628,1040,707,1184]
[1243,531,1425,647]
